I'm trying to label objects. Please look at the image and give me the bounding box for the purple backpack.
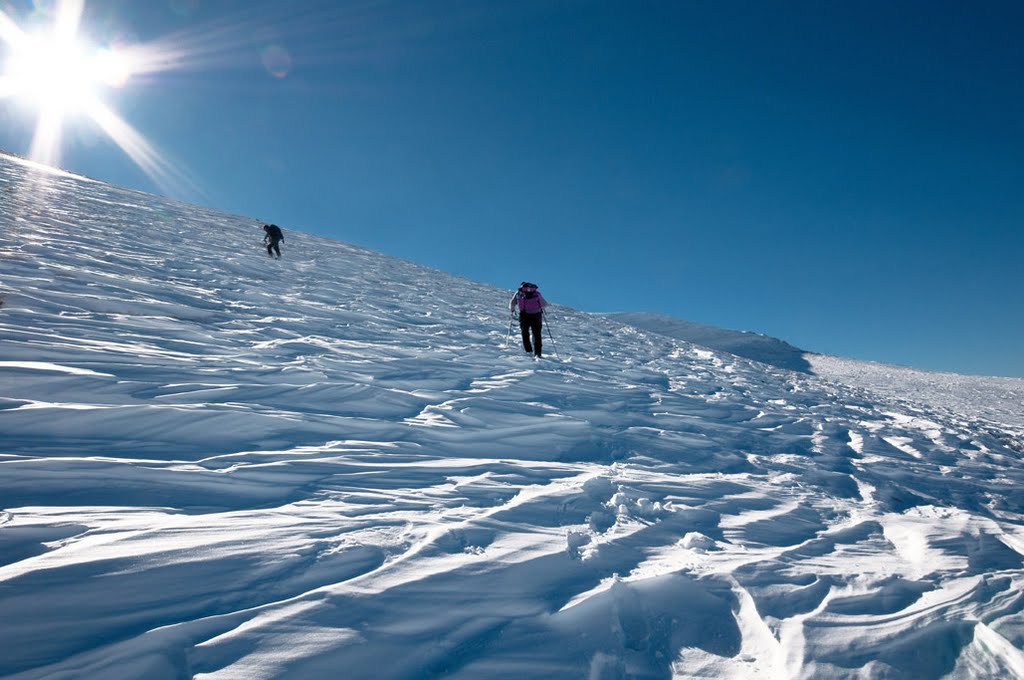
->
[517,283,544,314]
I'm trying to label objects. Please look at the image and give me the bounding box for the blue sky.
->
[1,0,1021,376]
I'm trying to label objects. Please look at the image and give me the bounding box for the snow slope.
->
[3,152,1024,679]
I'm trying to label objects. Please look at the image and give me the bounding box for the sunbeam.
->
[84,98,201,199]
[28,107,64,169]
[0,9,25,47]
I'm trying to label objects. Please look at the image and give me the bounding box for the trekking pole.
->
[504,310,516,348]
[542,308,559,358]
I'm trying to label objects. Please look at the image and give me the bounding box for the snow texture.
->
[3,151,1024,679]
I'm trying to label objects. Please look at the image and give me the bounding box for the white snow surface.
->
[808,354,1024,431]
[3,152,1024,679]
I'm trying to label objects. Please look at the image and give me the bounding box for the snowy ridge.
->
[3,152,1024,679]
[605,311,812,373]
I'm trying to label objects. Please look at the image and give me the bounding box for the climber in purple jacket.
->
[509,282,547,357]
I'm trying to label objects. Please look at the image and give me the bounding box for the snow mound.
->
[607,311,812,372]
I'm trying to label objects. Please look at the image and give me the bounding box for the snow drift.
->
[605,312,812,373]
[3,152,1024,679]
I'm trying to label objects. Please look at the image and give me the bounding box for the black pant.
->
[266,239,281,258]
[520,312,543,356]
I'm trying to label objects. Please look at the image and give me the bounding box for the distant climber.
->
[262,224,284,258]
[509,281,547,357]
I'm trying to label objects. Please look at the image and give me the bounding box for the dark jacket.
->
[263,224,284,242]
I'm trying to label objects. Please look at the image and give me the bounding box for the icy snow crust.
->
[2,153,1024,679]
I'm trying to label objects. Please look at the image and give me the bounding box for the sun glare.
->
[0,0,336,198]
[6,31,108,112]
[0,1,196,194]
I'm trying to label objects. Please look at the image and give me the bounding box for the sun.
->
[0,0,318,198]
[0,1,187,190]
[3,29,132,114]
[0,1,132,167]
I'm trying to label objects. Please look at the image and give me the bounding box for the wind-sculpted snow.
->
[2,152,1024,679]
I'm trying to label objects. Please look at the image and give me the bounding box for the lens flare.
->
[260,44,291,79]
